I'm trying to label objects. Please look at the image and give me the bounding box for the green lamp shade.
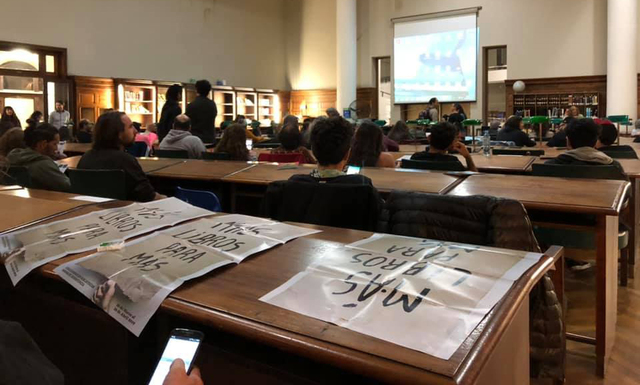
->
[529,116,550,124]
[374,120,386,127]
[550,118,563,125]
[416,119,431,125]
[406,120,418,125]
[522,117,531,124]
[462,119,482,126]
[606,115,629,123]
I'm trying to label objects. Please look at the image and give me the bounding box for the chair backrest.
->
[202,152,231,161]
[492,148,545,156]
[263,178,382,231]
[401,158,465,172]
[174,186,221,212]
[126,142,149,157]
[257,152,305,163]
[377,191,540,252]
[154,149,189,159]
[1,166,32,187]
[68,169,127,200]
[531,163,626,181]
[601,150,638,159]
[253,141,281,149]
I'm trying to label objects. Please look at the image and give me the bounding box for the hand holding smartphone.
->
[148,328,204,385]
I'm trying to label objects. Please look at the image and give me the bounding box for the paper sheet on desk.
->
[56,215,321,336]
[70,196,114,203]
[1,198,212,286]
[261,233,543,360]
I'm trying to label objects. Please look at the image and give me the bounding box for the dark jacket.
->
[544,147,628,181]
[157,100,182,143]
[497,126,536,147]
[7,148,71,192]
[185,96,217,144]
[77,149,156,202]
[262,174,383,231]
[77,130,92,143]
[377,191,564,381]
[411,151,461,163]
[546,130,567,148]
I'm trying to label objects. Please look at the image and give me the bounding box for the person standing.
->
[186,80,217,144]
[0,106,21,137]
[419,98,439,122]
[48,101,70,130]
[157,84,182,142]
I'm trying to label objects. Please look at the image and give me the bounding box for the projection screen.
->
[393,12,478,104]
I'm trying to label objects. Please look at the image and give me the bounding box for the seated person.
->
[214,123,257,161]
[159,114,206,159]
[348,121,395,168]
[0,127,25,162]
[77,111,165,202]
[135,122,158,149]
[303,116,374,184]
[411,122,478,172]
[235,114,265,143]
[497,116,536,147]
[76,119,94,143]
[387,120,412,142]
[596,119,635,154]
[546,117,575,147]
[270,124,316,164]
[545,118,627,180]
[7,124,70,192]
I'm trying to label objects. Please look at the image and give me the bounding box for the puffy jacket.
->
[7,148,70,192]
[159,129,206,159]
[377,191,564,381]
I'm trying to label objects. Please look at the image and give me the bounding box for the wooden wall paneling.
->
[73,76,114,124]
[505,75,607,117]
[277,90,291,119]
[288,88,378,119]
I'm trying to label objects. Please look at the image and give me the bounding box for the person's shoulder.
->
[410,151,429,160]
[378,152,396,167]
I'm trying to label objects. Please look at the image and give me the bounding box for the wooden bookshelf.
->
[236,91,258,121]
[213,89,235,127]
[513,92,600,118]
[258,93,277,125]
[117,81,156,129]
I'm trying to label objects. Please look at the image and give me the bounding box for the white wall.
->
[0,0,288,90]
[357,0,610,120]
[284,0,337,90]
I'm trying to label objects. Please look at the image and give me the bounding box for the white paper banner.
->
[261,234,543,360]
[56,216,322,336]
[2,198,212,285]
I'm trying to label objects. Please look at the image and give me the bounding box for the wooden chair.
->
[1,166,32,187]
[68,169,127,200]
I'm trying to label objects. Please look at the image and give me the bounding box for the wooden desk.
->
[63,143,91,156]
[616,159,640,280]
[455,154,536,174]
[6,196,558,385]
[448,174,629,376]
[60,156,185,174]
[361,167,462,194]
[222,163,316,185]
[0,192,88,233]
[58,155,81,169]
[149,160,255,180]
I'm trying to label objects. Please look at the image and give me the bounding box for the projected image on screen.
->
[394,14,478,104]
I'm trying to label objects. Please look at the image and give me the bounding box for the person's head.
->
[598,121,618,147]
[235,114,246,125]
[429,122,458,152]
[214,123,249,161]
[0,127,25,157]
[452,103,465,116]
[78,119,93,133]
[326,107,340,118]
[28,111,43,122]
[92,111,136,150]
[2,106,15,119]
[173,114,191,131]
[310,116,354,167]
[348,121,383,167]
[569,105,580,117]
[166,84,182,102]
[388,120,410,142]
[55,101,64,112]
[24,123,59,158]
[490,120,501,131]
[429,97,439,107]
[147,122,157,133]
[278,124,302,151]
[565,118,600,149]
[282,115,299,128]
[195,80,211,97]
[504,115,524,131]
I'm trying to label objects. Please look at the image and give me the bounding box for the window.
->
[0,49,39,71]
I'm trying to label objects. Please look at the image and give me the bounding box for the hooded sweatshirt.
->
[158,129,206,159]
[7,148,70,192]
[544,146,628,181]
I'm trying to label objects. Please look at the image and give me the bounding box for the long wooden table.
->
[0,191,561,385]
[449,174,630,377]
[63,142,91,156]
[0,192,89,233]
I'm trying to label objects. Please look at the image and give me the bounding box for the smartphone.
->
[148,328,204,385]
[346,165,361,175]
[245,139,253,150]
